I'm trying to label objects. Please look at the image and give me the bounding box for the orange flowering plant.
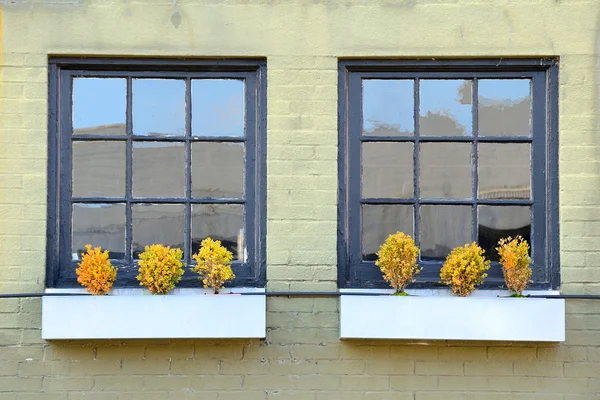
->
[496,236,532,297]
[192,237,235,294]
[376,232,421,295]
[440,243,490,297]
[136,244,184,294]
[76,244,118,295]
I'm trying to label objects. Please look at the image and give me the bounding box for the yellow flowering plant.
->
[375,232,421,295]
[440,242,490,297]
[136,244,184,295]
[192,237,235,294]
[75,244,118,295]
[496,236,532,297]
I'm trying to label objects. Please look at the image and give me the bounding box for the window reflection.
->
[132,204,185,258]
[133,142,185,198]
[362,205,413,261]
[362,79,414,136]
[420,205,472,260]
[478,206,531,262]
[192,79,245,137]
[478,143,531,200]
[72,78,126,135]
[192,142,245,198]
[72,141,126,198]
[420,142,472,199]
[133,79,186,136]
[192,204,245,261]
[420,80,473,136]
[478,79,532,136]
[72,203,126,260]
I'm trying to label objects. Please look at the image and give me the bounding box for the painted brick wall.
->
[0,0,600,398]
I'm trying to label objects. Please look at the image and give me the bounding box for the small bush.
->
[440,243,490,297]
[496,236,532,296]
[376,232,421,294]
[76,245,118,295]
[137,245,184,294]
[192,238,235,294]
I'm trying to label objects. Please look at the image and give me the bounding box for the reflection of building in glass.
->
[72,124,245,260]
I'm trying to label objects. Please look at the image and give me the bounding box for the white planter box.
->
[42,289,266,340]
[340,294,565,342]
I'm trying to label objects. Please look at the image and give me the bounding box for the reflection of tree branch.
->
[420,111,467,135]
[364,121,412,136]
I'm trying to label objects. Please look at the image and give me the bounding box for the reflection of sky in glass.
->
[192,79,245,137]
[478,79,530,105]
[73,78,126,129]
[362,80,414,135]
[420,80,472,135]
[133,79,186,136]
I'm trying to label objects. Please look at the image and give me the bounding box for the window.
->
[47,58,266,288]
[338,59,559,289]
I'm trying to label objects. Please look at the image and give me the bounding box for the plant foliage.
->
[376,232,421,294]
[496,236,532,296]
[137,244,184,294]
[440,242,490,297]
[192,237,235,294]
[76,244,118,295]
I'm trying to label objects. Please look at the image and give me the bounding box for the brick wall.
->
[1,0,600,398]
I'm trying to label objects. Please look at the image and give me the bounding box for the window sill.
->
[339,289,565,342]
[42,288,266,340]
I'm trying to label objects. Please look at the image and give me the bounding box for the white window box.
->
[42,288,266,340]
[340,290,565,342]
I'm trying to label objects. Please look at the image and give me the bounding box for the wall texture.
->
[1,0,600,398]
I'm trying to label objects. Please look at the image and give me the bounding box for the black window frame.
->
[338,58,559,290]
[47,57,267,288]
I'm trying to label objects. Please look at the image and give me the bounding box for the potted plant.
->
[136,244,184,294]
[375,232,421,296]
[440,242,490,297]
[496,236,532,297]
[75,244,118,295]
[192,237,235,294]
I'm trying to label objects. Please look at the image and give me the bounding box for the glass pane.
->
[362,142,413,198]
[133,79,186,136]
[72,141,125,198]
[478,206,531,262]
[420,143,472,199]
[72,78,126,135]
[420,80,472,136]
[362,205,414,261]
[192,142,244,198]
[192,79,244,137]
[133,142,185,198]
[362,79,414,136]
[478,79,532,136]
[478,143,531,200]
[132,204,185,258]
[192,204,245,261]
[420,205,472,260]
[72,203,125,260]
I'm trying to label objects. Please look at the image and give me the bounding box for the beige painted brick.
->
[390,375,438,391]
[464,361,513,376]
[44,377,93,391]
[487,347,536,361]
[564,362,600,378]
[93,376,144,391]
[339,376,390,391]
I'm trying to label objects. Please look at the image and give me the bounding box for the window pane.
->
[362,79,414,136]
[133,142,185,198]
[132,204,185,258]
[478,143,531,200]
[192,79,244,137]
[420,80,473,136]
[192,142,244,198]
[72,78,126,135]
[362,205,414,261]
[72,141,125,198]
[478,79,532,136]
[362,142,413,198]
[478,206,531,262]
[192,204,245,261]
[420,142,472,199]
[72,203,125,260]
[420,205,472,260]
[133,79,186,136]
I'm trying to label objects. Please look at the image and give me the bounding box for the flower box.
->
[340,291,565,342]
[42,288,266,340]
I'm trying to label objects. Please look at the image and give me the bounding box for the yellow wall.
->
[1,1,600,398]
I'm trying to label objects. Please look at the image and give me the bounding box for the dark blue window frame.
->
[338,58,559,290]
[47,57,267,288]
